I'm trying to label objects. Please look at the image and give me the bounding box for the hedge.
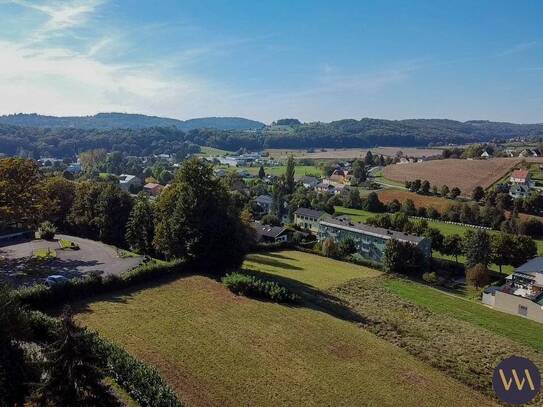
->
[222,272,299,303]
[15,260,185,310]
[27,311,182,407]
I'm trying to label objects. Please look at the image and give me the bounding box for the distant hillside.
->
[2,116,543,158]
[0,113,265,131]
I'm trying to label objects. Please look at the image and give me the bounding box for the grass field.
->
[243,250,380,289]
[383,158,521,195]
[383,278,543,352]
[197,146,233,156]
[245,165,323,177]
[75,254,496,407]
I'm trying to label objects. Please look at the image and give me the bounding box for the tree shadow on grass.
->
[239,268,366,325]
[260,252,298,261]
[245,254,303,271]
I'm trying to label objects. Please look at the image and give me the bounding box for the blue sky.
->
[0,0,541,123]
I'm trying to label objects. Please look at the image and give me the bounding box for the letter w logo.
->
[499,369,536,391]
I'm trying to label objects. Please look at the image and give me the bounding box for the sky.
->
[0,0,542,124]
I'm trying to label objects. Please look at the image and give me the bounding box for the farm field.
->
[377,189,453,212]
[75,254,497,407]
[266,147,442,160]
[383,158,522,194]
[197,146,233,156]
[243,250,380,289]
[383,278,543,353]
[245,165,322,177]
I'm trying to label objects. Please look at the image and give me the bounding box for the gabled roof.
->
[511,169,529,179]
[251,223,287,238]
[294,207,326,219]
[255,194,273,204]
[144,183,162,189]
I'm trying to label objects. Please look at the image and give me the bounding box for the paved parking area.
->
[0,234,142,287]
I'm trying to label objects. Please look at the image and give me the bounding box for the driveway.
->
[0,234,142,287]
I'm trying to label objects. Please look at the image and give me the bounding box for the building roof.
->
[320,217,426,244]
[294,207,326,219]
[144,183,162,189]
[300,176,319,183]
[511,169,529,180]
[255,194,273,204]
[119,174,138,183]
[515,257,543,277]
[251,223,287,239]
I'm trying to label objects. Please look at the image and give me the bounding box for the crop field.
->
[383,158,521,194]
[377,189,453,212]
[75,252,496,407]
[266,147,443,160]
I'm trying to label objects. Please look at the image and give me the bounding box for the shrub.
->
[222,272,299,303]
[466,263,490,288]
[38,221,57,240]
[422,272,438,284]
[15,260,183,310]
[322,238,338,258]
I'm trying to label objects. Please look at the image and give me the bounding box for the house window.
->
[518,305,528,316]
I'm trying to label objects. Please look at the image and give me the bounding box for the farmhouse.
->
[143,183,164,197]
[510,169,532,186]
[251,223,289,243]
[483,257,543,323]
[318,217,431,263]
[329,169,352,184]
[294,207,327,233]
[118,174,142,192]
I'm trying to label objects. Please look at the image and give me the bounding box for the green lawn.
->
[197,146,233,157]
[246,165,323,177]
[76,274,495,407]
[383,278,543,353]
[372,169,406,188]
[59,239,79,250]
[243,250,380,289]
[33,247,56,260]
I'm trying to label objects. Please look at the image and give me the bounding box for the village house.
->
[293,208,327,233]
[510,169,534,188]
[483,257,543,323]
[118,174,142,193]
[315,182,336,194]
[299,175,320,189]
[509,183,531,199]
[328,169,352,184]
[143,182,164,197]
[255,195,273,215]
[318,217,431,263]
[480,150,491,159]
[251,222,289,243]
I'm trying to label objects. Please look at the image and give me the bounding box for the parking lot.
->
[0,234,142,287]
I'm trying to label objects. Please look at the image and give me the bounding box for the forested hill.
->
[0,113,265,131]
[1,117,543,158]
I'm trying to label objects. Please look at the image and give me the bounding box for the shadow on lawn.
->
[240,268,366,325]
[260,252,298,261]
[245,254,303,271]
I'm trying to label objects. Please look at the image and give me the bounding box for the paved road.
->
[0,234,142,286]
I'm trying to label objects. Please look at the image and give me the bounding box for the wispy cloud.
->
[497,41,539,57]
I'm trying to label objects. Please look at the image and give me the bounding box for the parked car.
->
[45,275,69,286]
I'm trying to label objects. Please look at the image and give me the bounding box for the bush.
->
[322,238,338,258]
[422,272,438,284]
[222,272,299,303]
[38,221,56,240]
[466,263,490,288]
